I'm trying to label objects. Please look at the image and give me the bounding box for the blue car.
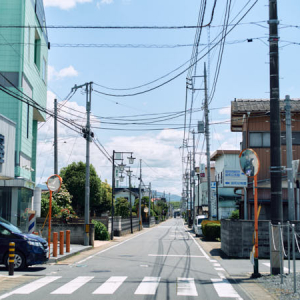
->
[0,217,49,270]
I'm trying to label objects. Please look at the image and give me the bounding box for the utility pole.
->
[269,0,282,275]
[71,82,93,246]
[204,63,212,219]
[54,99,58,175]
[139,159,142,230]
[269,0,282,224]
[169,192,171,218]
[192,130,196,224]
[285,95,295,221]
[189,152,193,226]
[128,167,133,234]
[148,182,151,227]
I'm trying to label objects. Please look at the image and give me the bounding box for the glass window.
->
[249,133,262,147]
[42,58,47,82]
[262,132,270,147]
[34,30,41,70]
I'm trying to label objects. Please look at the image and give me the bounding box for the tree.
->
[60,161,111,216]
[41,183,77,222]
[115,197,130,218]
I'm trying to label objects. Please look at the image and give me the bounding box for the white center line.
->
[93,276,127,294]
[12,276,61,294]
[51,276,94,294]
[134,277,161,295]
[177,278,198,296]
[211,278,242,299]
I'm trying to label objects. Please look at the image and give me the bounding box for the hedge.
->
[92,220,109,240]
[202,221,221,241]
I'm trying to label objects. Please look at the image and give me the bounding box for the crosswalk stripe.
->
[51,276,94,294]
[177,278,198,296]
[134,277,161,295]
[93,276,127,294]
[13,276,61,294]
[211,278,242,299]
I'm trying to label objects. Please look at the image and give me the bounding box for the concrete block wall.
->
[221,219,300,258]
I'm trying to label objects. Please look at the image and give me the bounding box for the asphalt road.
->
[0,218,252,300]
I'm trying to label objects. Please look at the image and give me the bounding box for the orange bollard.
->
[66,230,70,253]
[53,232,58,257]
[59,231,64,255]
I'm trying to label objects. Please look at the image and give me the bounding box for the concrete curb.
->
[48,246,93,263]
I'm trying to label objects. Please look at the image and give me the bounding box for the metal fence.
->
[269,222,300,293]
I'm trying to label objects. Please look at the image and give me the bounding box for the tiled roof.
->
[231,99,300,131]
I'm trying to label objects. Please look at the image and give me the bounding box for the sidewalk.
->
[190,229,278,299]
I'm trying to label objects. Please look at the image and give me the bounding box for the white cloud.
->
[48,65,79,81]
[218,106,231,115]
[101,0,113,4]
[97,0,113,8]
[44,0,93,10]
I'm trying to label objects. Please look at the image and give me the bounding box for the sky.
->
[37,0,300,198]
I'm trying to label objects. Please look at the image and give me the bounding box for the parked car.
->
[0,217,48,270]
[193,215,208,237]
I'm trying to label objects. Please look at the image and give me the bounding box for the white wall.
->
[0,114,16,179]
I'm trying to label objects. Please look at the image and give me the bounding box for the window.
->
[249,132,270,148]
[28,26,31,62]
[42,57,47,82]
[281,132,300,145]
[34,30,41,70]
[22,76,32,138]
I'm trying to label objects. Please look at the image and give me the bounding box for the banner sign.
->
[223,168,247,187]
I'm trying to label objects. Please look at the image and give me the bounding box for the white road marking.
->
[215,267,225,271]
[211,278,243,299]
[73,228,153,265]
[12,276,61,294]
[210,259,217,262]
[187,231,210,260]
[177,278,198,296]
[214,263,221,267]
[217,272,226,279]
[263,262,289,273]
[93,276,127,294]
[134,277,161,295]
[51,276,94,294]
[148,254,205,258]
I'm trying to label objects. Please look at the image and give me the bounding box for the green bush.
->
[92,220,109,240]
[202,222,221,241]
[230,209,239,220]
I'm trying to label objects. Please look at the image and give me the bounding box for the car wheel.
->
[4,251,26,271]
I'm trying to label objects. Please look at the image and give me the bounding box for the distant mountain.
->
[152,191,181,202]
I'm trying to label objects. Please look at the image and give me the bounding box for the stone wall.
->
[221,219,300,258]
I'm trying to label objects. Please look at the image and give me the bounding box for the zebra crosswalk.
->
[0,275,243,299]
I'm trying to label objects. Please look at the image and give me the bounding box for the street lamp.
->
[126,167,133,234]
[119,173,125,182]
[111,151,135,240]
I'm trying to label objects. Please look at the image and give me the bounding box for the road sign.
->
[47,174,62,192]
[239,149,260,177]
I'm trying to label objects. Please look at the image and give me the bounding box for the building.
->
[231,99,300,220]
[210,150,245,219]
[0,0,49,230]
[194,165,215,216]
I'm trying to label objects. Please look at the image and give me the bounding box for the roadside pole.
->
[204,63,211,219]
[139,159,142,230]
[285,95,295,221]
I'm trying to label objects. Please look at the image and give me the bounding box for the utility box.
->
[198,121,204,133]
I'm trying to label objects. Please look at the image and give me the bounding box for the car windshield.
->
[198,219,207,225]
[0,217,22,234]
